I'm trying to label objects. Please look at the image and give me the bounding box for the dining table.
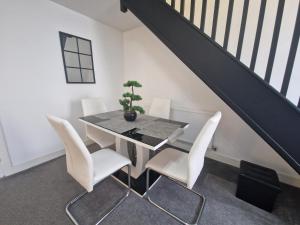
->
[79,110,189,195]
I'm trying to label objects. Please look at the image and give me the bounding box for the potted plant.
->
[119,80,145,121]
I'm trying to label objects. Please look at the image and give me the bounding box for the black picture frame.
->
[59,31,96,84]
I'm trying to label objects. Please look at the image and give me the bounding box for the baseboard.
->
[5,149,65,176]
[205,150,240,168]
[205,150,300,188]
[1,139,95,178]
[2,138,299,188]
[173,140,300,188]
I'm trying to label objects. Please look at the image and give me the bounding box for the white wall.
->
[0,0,123,170]
[123,26,300,186]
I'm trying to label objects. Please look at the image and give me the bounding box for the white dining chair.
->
[47,115,131,225]
[145,111,222,225]
[148,98,171,119]
[81,98,115,148]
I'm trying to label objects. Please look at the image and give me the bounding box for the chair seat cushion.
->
[146,148,188,184]
[92,148,131,185]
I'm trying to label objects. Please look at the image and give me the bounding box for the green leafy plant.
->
[119,80,145,114]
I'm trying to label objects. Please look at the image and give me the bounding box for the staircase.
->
[121,0,300,174]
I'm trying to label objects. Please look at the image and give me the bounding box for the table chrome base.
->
[145,169,206,225]
[66,166,131,225]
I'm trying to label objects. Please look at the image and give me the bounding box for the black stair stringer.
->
[121,0,300,174]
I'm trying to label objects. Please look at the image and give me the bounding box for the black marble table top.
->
[80,110,189,149]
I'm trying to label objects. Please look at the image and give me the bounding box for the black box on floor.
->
[236,160,281,212]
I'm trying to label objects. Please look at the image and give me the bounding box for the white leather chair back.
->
[149,98,171,119]
[47,115,94,192]
[81,98,107,116]
[187,112,222,189]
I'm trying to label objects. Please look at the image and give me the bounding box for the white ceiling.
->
[50,0,142,31]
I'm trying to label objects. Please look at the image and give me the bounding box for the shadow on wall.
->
[0,118,12,175]
[69,99,86,139]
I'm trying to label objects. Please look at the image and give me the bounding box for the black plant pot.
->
[124,111,137,122]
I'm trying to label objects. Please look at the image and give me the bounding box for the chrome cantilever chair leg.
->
[145,169,205,225]
[66,165,131,225]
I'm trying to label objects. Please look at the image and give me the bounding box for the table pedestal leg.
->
[115,137,149,179]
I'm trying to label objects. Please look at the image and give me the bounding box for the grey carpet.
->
[0,150,299,225]
[148,177,204,224]
[69,175,287,225]
[199,175,285,225]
